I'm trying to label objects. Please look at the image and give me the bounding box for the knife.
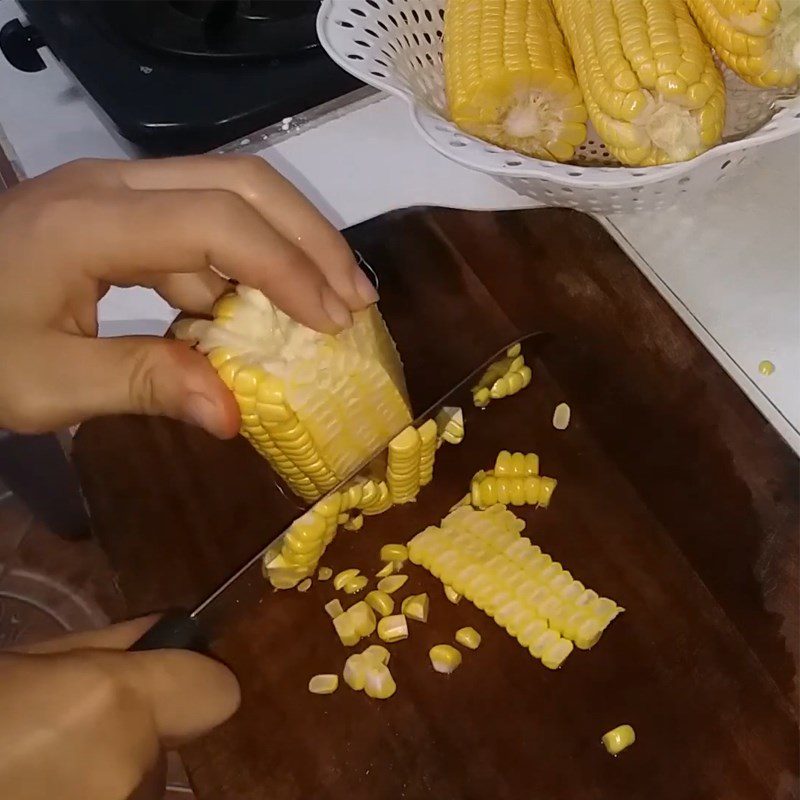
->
[129,332,548,654]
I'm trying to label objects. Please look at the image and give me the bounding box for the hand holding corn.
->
[0,155,378,436]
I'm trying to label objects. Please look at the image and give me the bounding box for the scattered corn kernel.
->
[308,674,339,695]
[343,653,369,690]
[365,590,395,617]
[444,585,462,604]
[602,724,636,755]
[759,360,775,376]
[401,593,430,622]
[343,575,368,595]
[375,561,396,578]
[343,514,364,531]
[348,601,377,637]
[380,543,409,563]
[333,568,360,591]
[455,627,481,650]
[378,575,409,594]
[377,614,409,642]
[317,567,333,581]
[324,598,344,619]
[363,644,391,665]
[552,403,571,430]
[364,662,397,699]
[429,644,462,674]
[297,578,312,593]
[333,612,360,646]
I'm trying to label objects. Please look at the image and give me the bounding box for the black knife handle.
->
[129,609,208,654]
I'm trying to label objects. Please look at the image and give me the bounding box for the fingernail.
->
[321,287,353,330]
[184,393,222,434]
[353,267,380,306]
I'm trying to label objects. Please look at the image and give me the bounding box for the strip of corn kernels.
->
[417,419,438,487]
[471,470,557,509]
[387,426,422,503]
[409,505,622,659]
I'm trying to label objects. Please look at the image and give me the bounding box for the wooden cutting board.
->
[73,208,799,800]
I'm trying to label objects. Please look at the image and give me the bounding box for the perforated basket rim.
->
[317,0,800,189]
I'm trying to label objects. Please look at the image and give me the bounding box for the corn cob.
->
[409,505,624,667]
[174,286,412,502]
[552,0,726,166]
[686,0,800,87]
[444,0,589,161]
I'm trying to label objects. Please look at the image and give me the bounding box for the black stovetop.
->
[2,1,362,155]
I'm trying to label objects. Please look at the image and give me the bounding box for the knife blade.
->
[129,331,548,653]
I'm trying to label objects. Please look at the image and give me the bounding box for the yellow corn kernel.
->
[332,612,360,647]
[364,662,397,699]
[602,724,636,755]
[377,575,409,594]
[380,544,409,563]
[333,568,360,591]
[175,288,411,502]
[759,359,776,376]
[343,653,370,691]
[362,644,391,666]
[343,513,364,531]
[343,575,368,595]
[435,406,465,446]
[377,614,409,642]
[375,561,397,578]
[317,566,333,581]
[362,481,393,516]
[444,584,462,604]
[444,0,588,162]
[348,601,377,637]
[429,644,463,674]
[308,674,339,695]
[455,627,482,650]
[297,578,312,593]
[401,593,430,623]
[365,590,395,617]
[324,598,344,619]
[552,403,571,430]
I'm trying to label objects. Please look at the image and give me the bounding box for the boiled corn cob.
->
[687,0,800,87]
[174,286,411,502]
[444,0,589,161]
[552,0,726,166]
[409,505,623,668]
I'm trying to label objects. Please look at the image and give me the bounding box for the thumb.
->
[118,648,241,746]
[17,332,241,438]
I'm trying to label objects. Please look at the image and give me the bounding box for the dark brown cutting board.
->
[73,208,799,800]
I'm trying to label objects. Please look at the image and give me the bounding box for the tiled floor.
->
[0,489,195,798]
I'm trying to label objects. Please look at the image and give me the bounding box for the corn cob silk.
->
[552,0,726,165]
[173,286,412,502]
[444,0,589,161]
[686,0,800,87]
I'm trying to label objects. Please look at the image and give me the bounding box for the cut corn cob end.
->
[308,674,339,695]
[602,724,636,755]
[444,0,588,162]
[429,644,463,674]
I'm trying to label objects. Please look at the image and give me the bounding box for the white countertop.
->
[1,0,797,452]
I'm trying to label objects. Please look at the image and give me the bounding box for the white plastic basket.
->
[318,0,800,213]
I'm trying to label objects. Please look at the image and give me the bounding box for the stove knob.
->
[0,19,47,73]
